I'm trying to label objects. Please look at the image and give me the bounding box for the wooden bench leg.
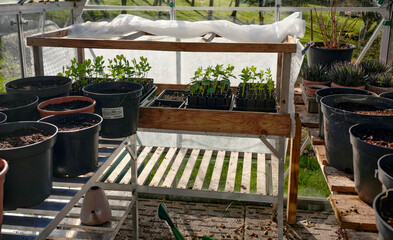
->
[286,114,302,224]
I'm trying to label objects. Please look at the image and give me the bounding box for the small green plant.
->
[360,60,392,74]
[368,72,393,88]
[239,66,256,98]
[132,56,152,79]
[300,64,329,82]
[328,62,366,87]
[238,66,274,99]
[265,68,274,99]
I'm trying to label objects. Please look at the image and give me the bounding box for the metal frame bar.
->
[16,12,27,78]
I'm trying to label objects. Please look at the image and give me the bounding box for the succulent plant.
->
[360,60,392,75]
[300,64,329,82]
[367,72,393,88]
[328,62,366,87]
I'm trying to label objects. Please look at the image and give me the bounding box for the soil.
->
[42,100,92,111]
[360,129,393,149]
[334,102,393,115]
[9,79,69,90]
[0,126,52,149]
[0,99,35,110]
[52,116,99,131]
[356,109,393,116]
[163,94,186,101]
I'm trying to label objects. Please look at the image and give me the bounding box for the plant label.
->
[102,107,124,119]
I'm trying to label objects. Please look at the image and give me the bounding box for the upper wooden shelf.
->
[26,28,298,53]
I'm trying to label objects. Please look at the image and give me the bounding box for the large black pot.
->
[5,76,71,103]
[0,112,6,124]
[378,154,393,191]
[321,94,393,173]
[39,113,102,178]
[316,88,374,139]
[380,92,393,100]
[307,42,355,67]
[0,121,57,210]
[373,190,393,240]
[349,123,393,205]
[0,93,39,121]
[83,82,143,138]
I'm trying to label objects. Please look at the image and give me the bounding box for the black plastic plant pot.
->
[187,95,232,110]
[316,88,374,139]
[83,81,143,138]
[373,190,393,240]
[39,113,103,178]
[349,123,393,205]
[0,112,6,124]
[380,92,393,100]
[0,121,58,210]
[129,78,154,101]
[378,154,393,191]
[307,42,356,67]
[157,90,187,102]
[5,76,72,103]
[0,93,39,121]
[321,94,393,173]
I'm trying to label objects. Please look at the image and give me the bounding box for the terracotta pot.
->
[331,82,366,90]
[80,186,111,225]
[37,96,96,118]
[366,83,393,95]
[302,78,330,88]
[305,85,329,96]
[0,158,8,231]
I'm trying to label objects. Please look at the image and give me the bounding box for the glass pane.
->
[281,0,378,7]
[21,13,41,77]
[46,9,73,29]
[87,0,158,6]
[82,10,170,22]
[0,14,21,93]
[176,10,275,24]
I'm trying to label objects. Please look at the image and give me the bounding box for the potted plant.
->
[39,113,102,177]
[366,73,393,95]
[0,93,39,121]
[37,96,96,118]
[328,62,366,89]
[0,121,58,210]
[320,94,393,173]
[349,123,393,205]
[300,64,330,96]
[235,66,276,112]
[5,76,72,103]
[373,190,393,240]
[0,158,8,231]
[83,82,143,138]
[186,64,234,110]
[307,0,357,67]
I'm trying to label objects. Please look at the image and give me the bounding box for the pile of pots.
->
[0,75,142,219]
[316,88,393,239]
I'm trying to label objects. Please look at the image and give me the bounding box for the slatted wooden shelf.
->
[0,138,122,240]
[307,127,325,145]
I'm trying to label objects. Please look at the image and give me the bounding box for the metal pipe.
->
[16,12,27,78]
[355,19,385,65]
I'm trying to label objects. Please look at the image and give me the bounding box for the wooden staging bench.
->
[27,30,302,240]
[294,88,379,239]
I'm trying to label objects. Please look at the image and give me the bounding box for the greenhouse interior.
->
[0,0,393,239]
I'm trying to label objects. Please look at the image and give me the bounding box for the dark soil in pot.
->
[0,94,39,121]
[39,113,102,178]
[360,129,393,148]
[0,121,57,210]
[374,190,393,240]
[0,126,52,148]
[43,100,92,112]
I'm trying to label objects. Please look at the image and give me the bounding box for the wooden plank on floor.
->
[307,127,324,145]
[138,147,165,185]
[329,194,377,232]
[177,149,200,189]
[149,147,177,187]
[105,152,132,183]
[241,152,252,194]
[314,145,328,166]
[209,150,226,191]
[193,150,213,190]
[225,151,238,193]
[296,104,319,128]
[49,229,111,239]
[324,166,356,194]
[256,153,267,195]
[119,146,153,184]
[161,148,188,188]
[346,230,379,240]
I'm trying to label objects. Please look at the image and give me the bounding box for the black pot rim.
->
[378,154,393,182]
[0,94,39,111]
[310,42,356,51]
[82,81,143,97]
[321,94,393,117]
[0,112,6,123]
[349,123,393,151]
[373,190,393,232]
[0,121,58,151]
[39,112,103,133]
[5,76,72,91]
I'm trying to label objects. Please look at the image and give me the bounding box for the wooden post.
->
[77,48,85,64]
[33,46,44,76]
[286,113,302,224]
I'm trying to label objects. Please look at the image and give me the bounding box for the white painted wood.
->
[161,148,188,188]
[256,153,267,195]
[272,154,279,196]
[119,146,153,184]
[208,150,226,191]
[225,151,238,192]
[149,147,177,187]
[193,150,213,190]
[138,147,165,185]
[241,152,252,194]
[177,149,200,189]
